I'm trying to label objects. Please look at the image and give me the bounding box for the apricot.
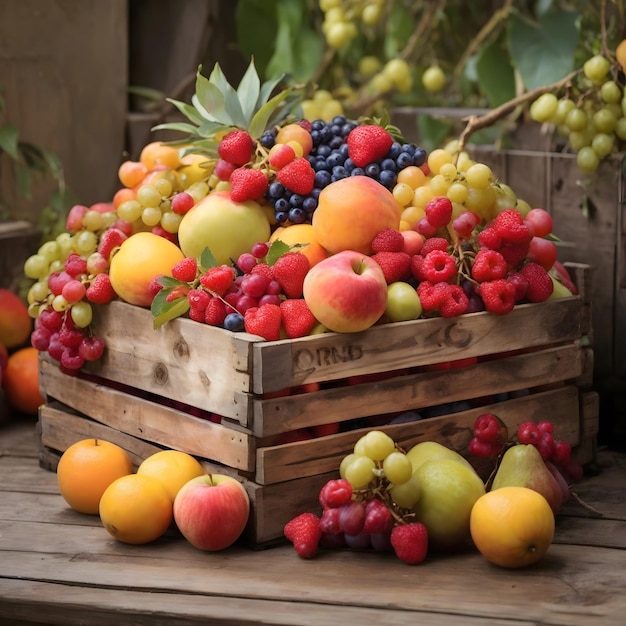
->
[269,224,329,267]
[275,123,313,157]
[312,177,402,254]
[0,289,32,349]
[109,232,185,307]
[139,141,180,170]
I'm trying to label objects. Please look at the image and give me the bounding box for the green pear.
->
[406,441,474,472]
[412,458,486,549]
[491,444,564,515]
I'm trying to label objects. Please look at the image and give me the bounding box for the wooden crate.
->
[37,263,597,545]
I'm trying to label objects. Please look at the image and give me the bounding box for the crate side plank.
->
[39,360,254,472]
[255,386,580,484]
[251,298,583,393]
[253,343,585,437]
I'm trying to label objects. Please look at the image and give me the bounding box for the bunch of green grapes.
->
[529,52,626,175]
[319,0,385,49]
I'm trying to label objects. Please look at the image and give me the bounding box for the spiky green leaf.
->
[152,121,204,135]
[166,98,207,125]
[237,59,262,124]
[249,86,297,138]
[257,74,285,109]
[195,73,231,125]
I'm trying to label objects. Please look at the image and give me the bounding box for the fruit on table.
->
[177,190,271,265]
[136,450,205,502]
[2,346,44,415]
[491,444,566,516]
[109,231,185,307]
[312,176,402,255]
[0,289,32,349]
[412,457,486,549]
[57,438,133,515]
[470,486,555,568]
[303,250,388,333]
[173,474,250,551]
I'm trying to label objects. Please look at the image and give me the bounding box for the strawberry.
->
[204,296,227,326]
[424,196,453,229]
[272,251,310,298]
[276,158,315,195]
[97,228,128,262]
[280,298,316,338]
[244,303,282,341]
[371,228,405,253]
[284,512,322,559]
[217,130,254,166]
[85,273,116,304]
[147,274,165,298]
[520,261,553,302]
[371,251,411,284]
[199,266,236,296]
[390,522,428,564]
[250,262,274,282]
[346,125,393,167]
[171,257,198,282]
[230,167,268,202]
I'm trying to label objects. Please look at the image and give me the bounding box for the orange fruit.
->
[118,160,148,188]
[616,39,626,73]
[470,486,555,568]
[139,141,180,170]
[57,438,133,514]
[2,347,44,415]
[0,289,32,349]
[269,223,329,267]
[99,474,173,544]
[137,450,205,502]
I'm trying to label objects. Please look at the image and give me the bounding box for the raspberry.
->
[97,228,128,262]
[187,288,210,312]
[438,284,469,317]
[346,125,394,167]
[371,251,412,284]
[199,265,236,296]
[189,306,205,323]
[478,279,516,315]
[63,253,88,278]
[147,275,165,298]
[473,413,501,443]
[419,249,457,283]
[284,512,322,559]
[498,240,530,268]
[217,130,254,166]
[371,228,405,253]
[390,522,428,564]
[244,303,282,341]
[319,479,353,509]
[517,420,540,444]
[204,297,227,326]
[85,273,116,304]
[276,157,315,195]
[417,281,452,311]
[230,167,268,202]
[171,257,198,282]
[272,251,310,299]
[280,298,316,339]
[471,249,508,283]
[424,196,453,229]
[477,226,501,250]
[493,209,532,244]
[250,262,274,282]
[520,262,553,302]
[419,237,449,256]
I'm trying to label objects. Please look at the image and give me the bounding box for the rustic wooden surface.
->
[1,417,625,626]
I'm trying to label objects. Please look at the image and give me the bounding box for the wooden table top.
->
[1,417,625,626]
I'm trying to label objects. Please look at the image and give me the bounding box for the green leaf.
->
[37,146,63,180]
[266,239,290,266]
[385,3,414,58]
[0,123,19,159]
[237,59,262,124]
[158,275,189,288]
[257,74,285,109]
[235,0,278,77]
[248,86,296,138]
[199,247,218,271]
[476,34,516,107]
[151,121,203,135]
[198,120,235,138]
[166,98,207,125]
[14,162,32,198]
[151,292,190,330]
[195,72,231,125]
[290,28,324,83]
[508,9,580,90]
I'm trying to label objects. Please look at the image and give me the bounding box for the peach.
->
[275,123,313,157]
[0,289,32,349]
[303,250,388,333]
[269,223,329,267]
[312,177,402,255]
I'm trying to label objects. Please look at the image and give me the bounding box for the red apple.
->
[302,250,388,333]
[173,474,250,551]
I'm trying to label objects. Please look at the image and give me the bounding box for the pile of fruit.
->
[21,60,579,376]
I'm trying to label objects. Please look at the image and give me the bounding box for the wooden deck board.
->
[1,420,625,626]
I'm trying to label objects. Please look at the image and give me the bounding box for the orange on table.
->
[57,438,133,514]
[269,223,329,267]
[136,450,205,502]
[470,486,555,569]
[99,474,173,544]
[2,347,44,415]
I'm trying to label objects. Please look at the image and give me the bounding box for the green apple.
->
[385,281,422,322]
[548,275,574,299]
[406,441,474,472]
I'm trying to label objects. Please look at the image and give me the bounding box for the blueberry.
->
[387,142,402,159]
[259,130,276,149]
[341,121,358,136]
[338,142,350,158]
[303,196,317,212]
[268,181,285,199]
[331,115,347,126]
[332,165,348,179]
[396,152,414,169]
[350,167,365,176]
[224,312,245,332]
[275,211,289,224]
[288,207,307,224]
[289,194,304,207]
[326,151,345,168]
[329,124,342,137]
[311,119,326,131]
[314,170,332,188]
[413,147,427,166]
[310,187,322,200]
[329,135,344,149]
[378,170,397,188]
[317,144,331,157]
[274,197,289,211]
[401,143,417,155]
[344,157,356,172]
[381,158,397,172]
[365,163,380,177]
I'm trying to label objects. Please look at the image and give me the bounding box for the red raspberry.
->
[517,420,540,444]
[277,157,315,195]
[189,306,206,323]
[390,522,428,565]
[493,209,532,244]
[346,125,393,167]
[230,167,268,202]
[419,237,449,256]
[424,196,453,229]
[244,303,282,341]
[371,228,405,253]
[217,130,254,166]
[199,265,236,296]
[520,262,553,302]
[204,297,227,326]
[319,479,353,509]
[171,257,198,282]
[477,226,501,250]
[478,279,516,315]
[417,281,452,311]
[272,252,310,299]
[250,262,274,282]
[187,288,210,312]
[371,251,412,284]
[439,284,469,317]
[471,249,507,283]
[147,275,164,298]
[419,250,457,283]
[499,240,530,268]
[85,273,116,304]
[280,298,316,339]
[63,253,88,278]
[284,512,322,559]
